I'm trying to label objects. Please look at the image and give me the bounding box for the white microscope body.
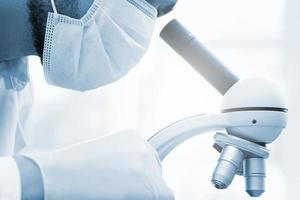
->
[149,19,288,197]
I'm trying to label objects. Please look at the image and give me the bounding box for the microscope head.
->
[221,77,287,144]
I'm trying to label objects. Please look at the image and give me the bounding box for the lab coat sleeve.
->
[0,157,21,200]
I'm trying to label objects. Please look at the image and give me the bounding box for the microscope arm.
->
[149,113,233,160]
[148,111,273,160]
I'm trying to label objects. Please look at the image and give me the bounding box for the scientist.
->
[0,0,177,199]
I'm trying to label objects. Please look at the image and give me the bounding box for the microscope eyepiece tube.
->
[160,19,239,95]
[211,145,244,189]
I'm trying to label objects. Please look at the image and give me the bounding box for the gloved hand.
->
[146,0,177,17]
[22,131,174,200]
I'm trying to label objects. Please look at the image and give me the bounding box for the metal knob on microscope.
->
[243,157,266,197]
[211,145,244,189]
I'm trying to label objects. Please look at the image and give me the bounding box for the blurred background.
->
[24,0,299,199]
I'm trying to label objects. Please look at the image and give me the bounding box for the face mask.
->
[43,0,157,91]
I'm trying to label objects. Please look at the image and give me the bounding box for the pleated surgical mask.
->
[43,0,157,91]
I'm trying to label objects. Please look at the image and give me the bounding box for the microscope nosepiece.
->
[212,145,244,189]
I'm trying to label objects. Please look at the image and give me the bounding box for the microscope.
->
[148,19,288,197]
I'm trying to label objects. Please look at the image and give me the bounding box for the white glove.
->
[23,131,174,200]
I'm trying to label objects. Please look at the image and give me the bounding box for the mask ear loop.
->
[50,0,58,13]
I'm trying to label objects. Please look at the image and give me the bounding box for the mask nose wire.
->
[50,0,58,13]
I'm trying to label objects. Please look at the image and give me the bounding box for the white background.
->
[25,0,298,199]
